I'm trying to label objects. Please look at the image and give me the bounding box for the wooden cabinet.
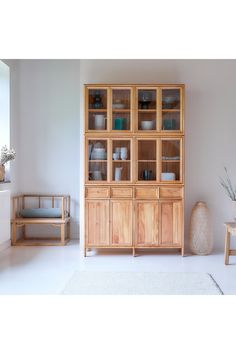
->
[110,200,133,246]
[85,200,110,246]
[135,201,159,246]
[84,84,185,256]
[159,200,183,246]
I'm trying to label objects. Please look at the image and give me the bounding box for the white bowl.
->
[141,120,154,130]
[113,103,125,109]
[161,172,176,181]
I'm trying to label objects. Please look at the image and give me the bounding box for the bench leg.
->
[61,224,65,245]
[22,225,26,239]
[12,222,17,245]
[225,229,230,265]
[67,222,71,240]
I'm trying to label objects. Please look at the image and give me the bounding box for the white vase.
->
[232,201,236,220]
[189,201,213,255]
[120,147,127,160]
[94,114,105,130]
[115,167,123,181]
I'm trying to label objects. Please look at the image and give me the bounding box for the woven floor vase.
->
[189,201,213,255]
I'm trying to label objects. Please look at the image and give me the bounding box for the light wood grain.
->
[111,187,133,198]
[135,187,158,199]
[135,201,159,246]
[86,187,110,198]
[86,200,110,246]
[110,200,132,245]
[159,187,183,199]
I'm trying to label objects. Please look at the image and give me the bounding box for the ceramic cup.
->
[115,167,123,181]
[114,117,126,130]
[120,147,128,160]
[113,152,120,160]
[115,147,121,158]
[94,114,105,130]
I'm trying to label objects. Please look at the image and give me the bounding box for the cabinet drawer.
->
[85,187,110,198]
[135,187,158,199]
[111,187,133,198]
[159,187,183,199]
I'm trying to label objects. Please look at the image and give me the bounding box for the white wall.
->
[0,60,19,248]
[80,59,236,251]
[17,60,80,238]
[6,59,236,250]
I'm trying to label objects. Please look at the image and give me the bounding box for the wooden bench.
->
[11,194,71,246]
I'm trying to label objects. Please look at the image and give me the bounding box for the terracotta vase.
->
[0,164,5,182]
[189,201,213,255]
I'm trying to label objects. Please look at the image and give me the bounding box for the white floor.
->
[0,240,235,294]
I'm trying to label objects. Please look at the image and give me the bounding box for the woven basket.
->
[189,201,213,255]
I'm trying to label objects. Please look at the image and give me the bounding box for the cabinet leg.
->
[181,247,185,257]
[84,247,87,257]
[133,248,136,257]
[61,224,65,245]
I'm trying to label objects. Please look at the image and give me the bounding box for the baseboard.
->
[0,239,11,252]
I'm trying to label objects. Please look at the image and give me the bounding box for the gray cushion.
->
[20,208,62,218]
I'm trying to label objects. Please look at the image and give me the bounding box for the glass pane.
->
[112,89,130,109]
[162,89,180,109]
[138,140,156,181]
[138,89,156,110]
[162,111,180,131]
[112,112,130,130]
[112,140,131,181]
[88,89,107,131]
[89,89,107,109]
[138,112,156,130]
[161,140,180,181]
[88,140,107,181]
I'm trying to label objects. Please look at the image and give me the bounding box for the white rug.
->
[62,272,223,295]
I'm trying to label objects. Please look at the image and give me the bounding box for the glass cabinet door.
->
[112,88,132,131]
[137,88,157,131]
[137,140,156,181]
[161,88,181,131]
[87,139,108,182]
[111,139,131,182]
[161,139,181,182]
[87,88,108,131]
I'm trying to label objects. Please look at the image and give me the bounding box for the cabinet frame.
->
[84,84,185,256]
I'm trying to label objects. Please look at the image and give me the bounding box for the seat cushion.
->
[19,208,62,218]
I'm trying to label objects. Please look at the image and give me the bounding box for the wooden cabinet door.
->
[85,200,110,246]
[110,200,133,246]
[159,200,183,246]
[135,201,159,246]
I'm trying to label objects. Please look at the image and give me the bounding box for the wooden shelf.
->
[138,109,156,112]
[88,109,107,112]
[112,109,130,112]
[138,160,156,162]
[162,109,180,112]
[89,160,107,162]
[113,160,130,162]
[162,159,180,162]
